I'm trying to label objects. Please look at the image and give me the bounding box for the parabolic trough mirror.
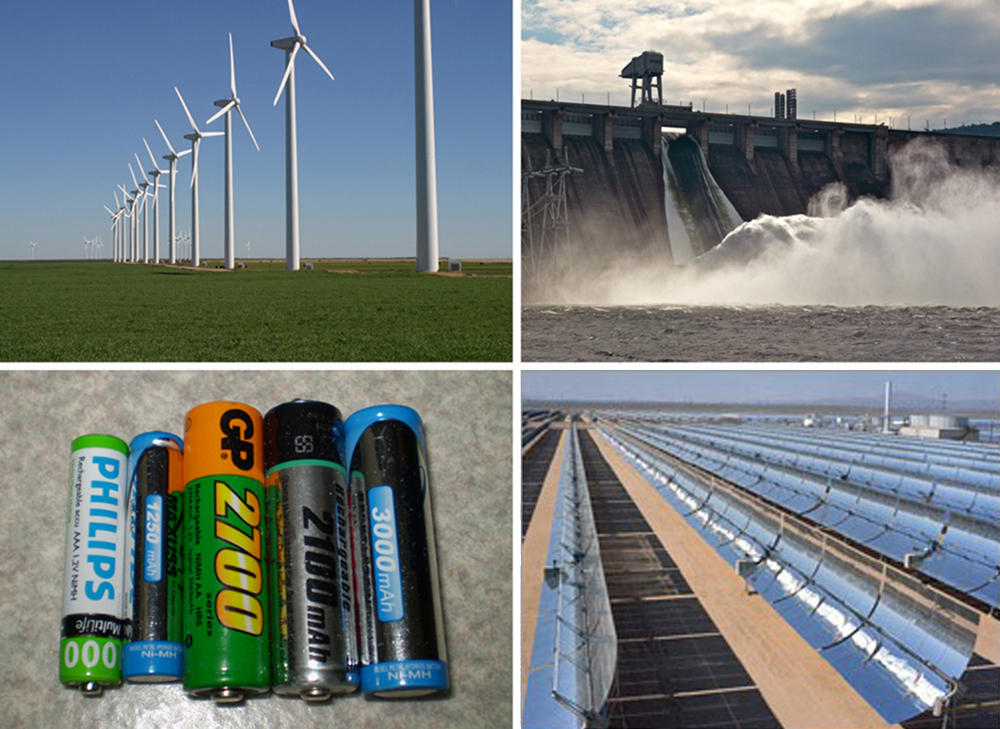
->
[523,424,616,728]
[596,418,994,724]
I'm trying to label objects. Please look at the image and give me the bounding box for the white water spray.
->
[547,138,1000,307]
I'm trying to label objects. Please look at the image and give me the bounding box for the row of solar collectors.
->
[610,420,999,610]
[722,421,1000,475]
[598,424,980,724]
[969,418,1000,444]
[645,422,999,513]
[522,419,552,447]
[523,425,616,729]
[591,410,999,473]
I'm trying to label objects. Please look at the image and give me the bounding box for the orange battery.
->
[182,400,270,702]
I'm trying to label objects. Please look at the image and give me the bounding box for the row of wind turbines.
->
[103,0,440,273]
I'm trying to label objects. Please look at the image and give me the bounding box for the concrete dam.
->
[521,99,1000,274]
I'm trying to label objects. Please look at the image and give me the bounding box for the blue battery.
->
[122,432,185,682]
[345,405,449,697]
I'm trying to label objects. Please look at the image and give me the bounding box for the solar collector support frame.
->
[598,423,984,724]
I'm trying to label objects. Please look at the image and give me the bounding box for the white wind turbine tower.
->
[29,240,36,260]
[414,0,440,272]
[120,182,139,262]
[130,162,151,263]
[271,0,336,271]
[176,87,224,268]
[207,33,260,270]
[154,121,191,264]
[113,190,127,262]
[139,146,166,263]
[104,205,121,261]
[118,187,135,262]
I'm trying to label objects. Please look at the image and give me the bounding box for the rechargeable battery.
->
[183,401,270,702]
[264,400,359,701]
[122,432,184,682]
[60,435,130,696]
[344,405,449,697]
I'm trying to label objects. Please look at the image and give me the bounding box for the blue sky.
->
[0,0,513,262]
[522,0,1000,129]
[522,371,1000,409]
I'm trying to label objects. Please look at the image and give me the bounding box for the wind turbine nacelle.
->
[271,36,297,51]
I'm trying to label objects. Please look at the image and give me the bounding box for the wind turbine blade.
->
[135,153,150,182]
[175,87,200,134]
[236,105,260,151]
[202,131,225,138]
[144,138,164,172]
[104,205,114,215]
[114,190,121,207]
[302,43,335,82]
[206,100,235,126]
[155,119,178,156]
[129,163,139,189]
[177,149,192,158]
[229,33,237,98]
[287,0,301,36]
[273,42,300,106]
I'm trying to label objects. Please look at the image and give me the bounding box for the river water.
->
[522,305,1000,362]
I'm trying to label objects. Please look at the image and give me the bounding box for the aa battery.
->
[264,400,358,701]
[183,401,270,703]
[344,405,449,697]
[60,435,130,696]
[122,432,184,682]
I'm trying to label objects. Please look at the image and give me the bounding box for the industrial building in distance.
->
[522,399,1000,728]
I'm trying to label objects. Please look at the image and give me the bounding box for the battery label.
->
[64,452,126,617]
[369,485,404,622]
[144,495,164,582]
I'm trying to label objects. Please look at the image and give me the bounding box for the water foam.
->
[540,138,1000,307]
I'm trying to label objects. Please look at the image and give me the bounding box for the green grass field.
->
[0,260,512,362]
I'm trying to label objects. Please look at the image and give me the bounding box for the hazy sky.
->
[522,370,1000,407]
[0,0,512,262]
[522,0,1000,128]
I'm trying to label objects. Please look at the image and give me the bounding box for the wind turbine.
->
[139,146,166,263]
[207,33,260,270]
[29,240,36,260]
[271,0,336,271]
[176,87,223,268]
[414,0,440,272]
[120,181,140,262]
[112,190,127,262]
[154,121,191,264]
[130,162,151,263]
[104,205,122,261]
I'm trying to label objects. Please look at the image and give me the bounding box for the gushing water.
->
[540,139,1000,307]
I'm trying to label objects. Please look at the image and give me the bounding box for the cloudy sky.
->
[522,0,1000,129]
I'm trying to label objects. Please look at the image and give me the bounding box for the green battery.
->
[182,401,270,703]
[60,434,130,695]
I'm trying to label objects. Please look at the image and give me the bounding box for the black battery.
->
[344,405,449,697]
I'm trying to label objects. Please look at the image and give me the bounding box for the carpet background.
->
[0,370,512,728]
